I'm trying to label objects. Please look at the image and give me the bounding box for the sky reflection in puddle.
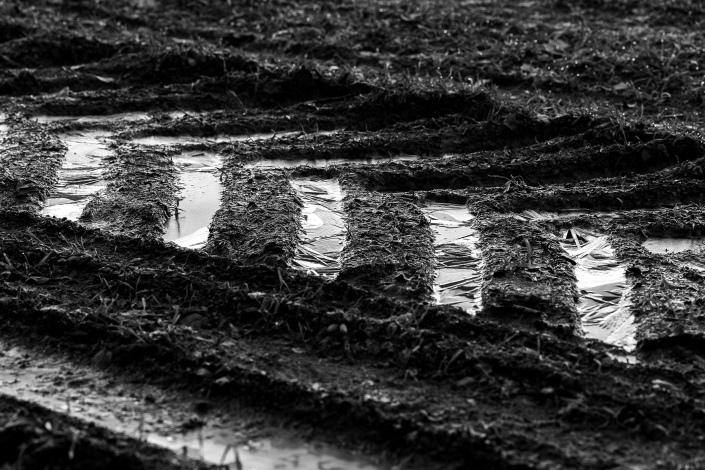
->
[291,179,345,277]
[642,237,705,254]
[560,231,636,351]
[0,341,382,470]
[423,203,482,314]
[166,153,224,248]
[41,131,111,221]
[244,155,419,169]
[132,130,316,146]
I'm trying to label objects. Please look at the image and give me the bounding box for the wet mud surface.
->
[2,0,705,469]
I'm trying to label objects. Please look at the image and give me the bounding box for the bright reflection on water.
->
[560,232,635,351]
[41,131,111,220]
[291,179,345,277]
[245,155,419,169]
[423,203,482,314]
[0,341,383,470]
[642,237,705,254]
[166,152,224,247]
[132,130,310,146]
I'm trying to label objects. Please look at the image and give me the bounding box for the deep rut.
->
[1,1,705,469]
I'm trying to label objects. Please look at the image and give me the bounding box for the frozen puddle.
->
[165,151,224,249]
[642,237,705,254]
[560,230,636,351]
[0,341,382,470]
[245,154,419,169]
[41,131,111,220]
[423,203,482,313]
[292,179,345,277]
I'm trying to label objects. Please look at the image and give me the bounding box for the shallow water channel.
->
[560,230,636,351]
[291,179,345,277]
[642,237,705,254]
[131,130,335,146]
[0,340,382,470]
[422,203,483,313]
[166,152,224,248]
[165,153,419,251]
[245,154,419,169]
[41,131,111,220]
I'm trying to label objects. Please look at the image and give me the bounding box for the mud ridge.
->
[207,168,301,266]
[81,143,178,238]
[0,119,66,211]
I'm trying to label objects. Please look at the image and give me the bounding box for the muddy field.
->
[1,0,705,469]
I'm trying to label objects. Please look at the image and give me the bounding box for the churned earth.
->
[1,0,705,469]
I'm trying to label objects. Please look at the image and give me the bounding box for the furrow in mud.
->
[0,32,139,68]
[609,237,705,352]
[12,85,234,117]
[111,89,497,139]
[4,63,373,111]
[338,176,434,300]
[0,18,30,44]
[421,201,483,314]
[559,207,705,242]
[164,151,223,248]
[2,211,705,468]
[0,228,703,469]
[357,133,705,191]
[0,394,210,470]
[0,120,66,212]
[473,212,580,335]
[226,114,598,170]
[559,230,635,351]
[291,178,345,277]
[206,168,300,266]
[470,171,705,213]
[81,144,178,238]
[40,129,110,221]
[512,208,704,352]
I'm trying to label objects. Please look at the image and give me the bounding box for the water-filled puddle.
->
[244,155,419,169]
[291,179,345,277]
[642,237,705,254]
[33,113,154,124]
[514,209,614,221]
[41,131,111,220]
[132,130,317,146]
[560,230,635,351]
[423,203,482,313]
[0,341,382,470]
[165,152,224,249]
[32,111,226,125]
